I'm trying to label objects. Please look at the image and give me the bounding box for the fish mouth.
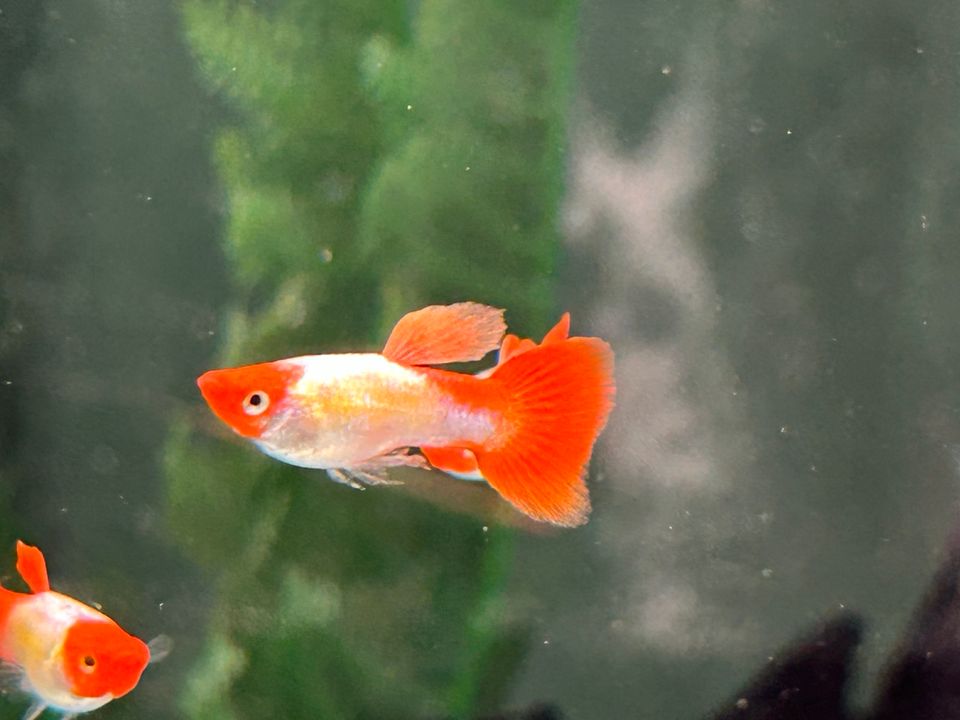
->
[195,369,219,400]
[196,369,233,411]
[195,369,234,425]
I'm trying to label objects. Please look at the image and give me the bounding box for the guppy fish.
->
[0,541,166,720]
[197,302,615,526]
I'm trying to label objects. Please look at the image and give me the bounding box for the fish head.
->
[196,360,303,438]
[61,618,150,699]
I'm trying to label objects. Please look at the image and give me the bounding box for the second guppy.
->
[0,541,165,720]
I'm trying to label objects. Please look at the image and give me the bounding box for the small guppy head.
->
[196,361,303,438]
[62,619,150,699]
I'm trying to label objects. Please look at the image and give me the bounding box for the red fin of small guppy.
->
[382,302,506,366]
[0,586,20,658]
[475,336,615,527]
[0,545,26,646]
[15,541,49,593]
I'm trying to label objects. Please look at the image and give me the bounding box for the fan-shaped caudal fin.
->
[15,541,49,593]
[474,337,615,527]
[382,303,506,366]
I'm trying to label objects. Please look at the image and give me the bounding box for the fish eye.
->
[81,654,96,673]
[242,390,270,416]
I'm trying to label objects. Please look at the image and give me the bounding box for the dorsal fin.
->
[15,541,49,593]
[382,303,506,366]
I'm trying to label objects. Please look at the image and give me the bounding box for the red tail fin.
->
[475,337,615,526]
[0,567,25,659]
[0,586,19,649]
[0,542,47,658]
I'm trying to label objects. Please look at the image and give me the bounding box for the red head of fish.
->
[61,619,150,699]
[196,361,304,438]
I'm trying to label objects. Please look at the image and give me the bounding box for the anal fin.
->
[422,447,485,481]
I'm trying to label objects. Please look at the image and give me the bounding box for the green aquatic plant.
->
[168,0,578,717]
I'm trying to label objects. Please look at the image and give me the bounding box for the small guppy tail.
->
[0,541,45,650]
[0,585,18,649]
[475,334,615,527]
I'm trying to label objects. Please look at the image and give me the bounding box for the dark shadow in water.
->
[478,521,960,720]
[710,521,960,720]
[707,616,861,720]
[870,523,960,720]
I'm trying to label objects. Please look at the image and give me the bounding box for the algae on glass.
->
[168,0,579,717]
